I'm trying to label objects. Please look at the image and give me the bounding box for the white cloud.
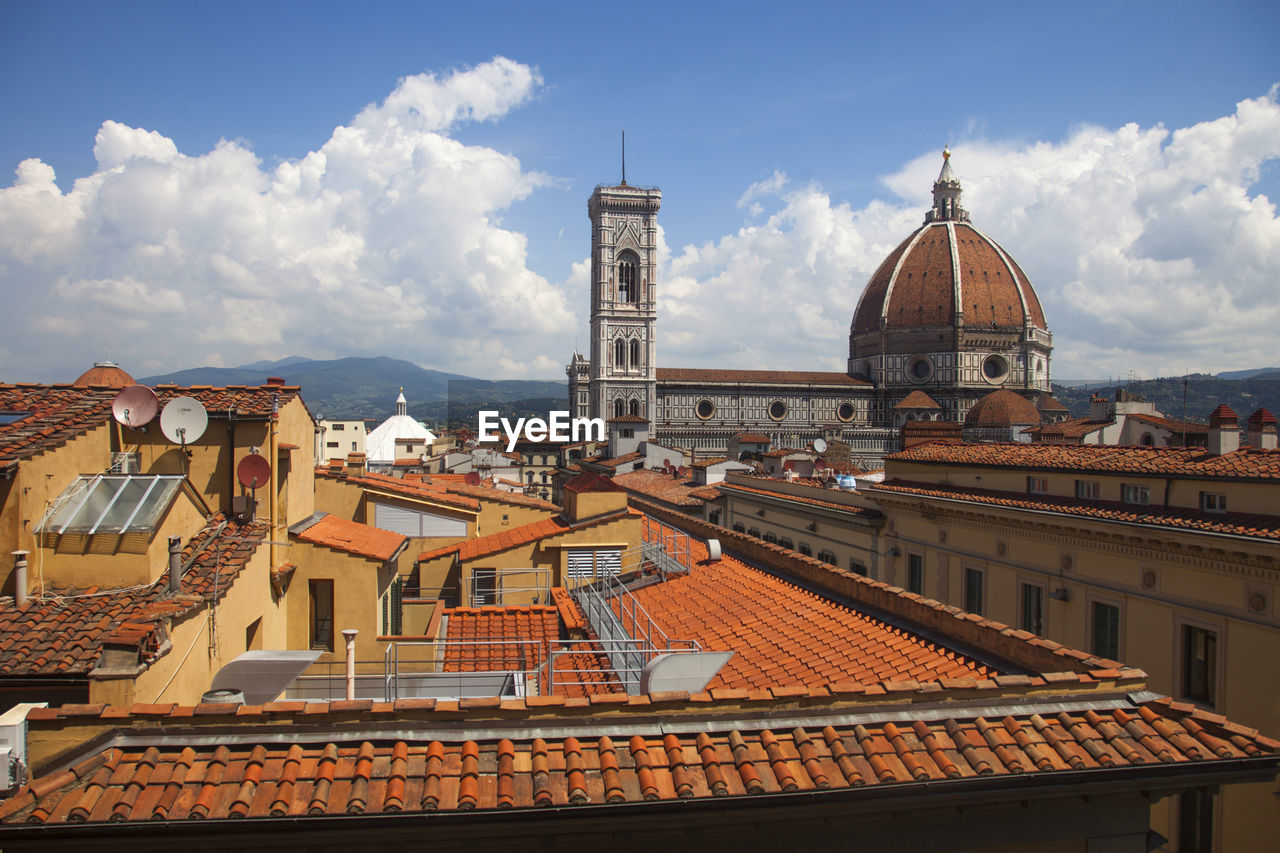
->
[0,57,573,381]
[3,64,1277,388]
[656,89,1280,380]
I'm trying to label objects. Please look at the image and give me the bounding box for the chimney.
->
[168,536,183,594]
[346,451,366,478]
[1207,404,1240,456]
[11,551,29,608]
[265,376,286,387]
[1246,408,1278,450]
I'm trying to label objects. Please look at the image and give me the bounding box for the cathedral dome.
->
[73,361,135,388]
[847,150,1053,399]
[964,388,1042,428]
[851,151,1046,336]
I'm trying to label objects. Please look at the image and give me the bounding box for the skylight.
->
[38,474,185,535]
[0,411,31,425]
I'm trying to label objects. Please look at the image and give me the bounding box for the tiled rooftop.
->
[1124,412,1208,434]
[441,606,559,673]
[611,469,709,508]
[890,441,1280,479]
[0,516,264,675]
[418,509,635,564]
[5,696,1272,823]
[0,384,306,468]
[893,391,942,410]
[293,514,407,562]
[718,481,878,517]
[317,470,481,512]
[1022,416,1109,440]
[623,539,998,690]
[872,480,1280,541]
[0,385,116,464]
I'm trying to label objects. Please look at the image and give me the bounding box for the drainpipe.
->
[167,536,182,594]
[269,391,279,568]
[342,629,358,700]
[12,551,29,608]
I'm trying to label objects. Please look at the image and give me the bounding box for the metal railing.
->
[547,637,696,695]
[641,517,693,580]
[381,638,544,701]
[464,567,551,607]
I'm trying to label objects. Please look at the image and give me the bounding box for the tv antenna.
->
[621,130,626,186]
[111,385,159,430]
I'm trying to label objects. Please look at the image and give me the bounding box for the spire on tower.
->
[925,146,969,224]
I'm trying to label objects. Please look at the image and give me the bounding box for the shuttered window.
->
[373,502,467,537]
[566,548,622,579]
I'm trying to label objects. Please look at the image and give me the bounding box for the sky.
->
[1,0,1277,384]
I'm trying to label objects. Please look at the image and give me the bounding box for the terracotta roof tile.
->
[893,391,942,410]
[317,470,481,511]
[0,516,264,675]
[890,441,1280,480]
[872,479,1280,540]
[8,698,1271,823]
[611,469,708,507]
[629,521,994,690]
[295,515,407,562]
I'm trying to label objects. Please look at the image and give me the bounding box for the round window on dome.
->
[982,354,1009,384]
[768,400,788,421]
[907,356,934,383]
[837,402,856,422]
[695,399,716,420]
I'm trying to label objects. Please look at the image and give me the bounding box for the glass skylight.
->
[39,474,185,535]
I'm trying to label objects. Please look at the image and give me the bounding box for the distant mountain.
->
[140,357,567,423]
[1052,373,1280,421]
[1216,367,1280,381]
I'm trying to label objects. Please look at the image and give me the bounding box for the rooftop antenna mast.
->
[621,131,626,186]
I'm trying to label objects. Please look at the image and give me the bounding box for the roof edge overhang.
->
[3,754,1273,842]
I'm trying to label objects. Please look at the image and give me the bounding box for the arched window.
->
[629,399,641,417]
[617,251,639,302]
[630,339,640,369]
[614,399,625,418]
[614,338,627,369]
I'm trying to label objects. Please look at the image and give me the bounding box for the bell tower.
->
[583,181,661,422]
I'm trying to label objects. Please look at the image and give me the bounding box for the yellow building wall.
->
[874,485,1280,853]
[474,500,556,537]
[284,540,392,668]
[1,423,114,594]
[132,396,315,530]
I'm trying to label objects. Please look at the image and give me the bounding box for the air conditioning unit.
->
[0,703,44,794]
[110,452,141,474]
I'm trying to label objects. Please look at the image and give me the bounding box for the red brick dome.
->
[964,389,1042,428]
[73,361,135,389]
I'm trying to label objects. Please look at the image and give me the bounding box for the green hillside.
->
[140,357,567,423]
[1052,373,1280,422]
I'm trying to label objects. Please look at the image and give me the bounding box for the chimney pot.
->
[12,551,29,608]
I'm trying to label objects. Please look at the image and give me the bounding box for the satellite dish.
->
[237,453,271,489]
[111,385,159,429]
[813,438,828,453]
[160,396,208,445]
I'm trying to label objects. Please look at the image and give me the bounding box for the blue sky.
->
[1,1,1278,382]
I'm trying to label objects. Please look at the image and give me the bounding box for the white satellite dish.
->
[160,396,208,445]
[111,385,159,429]
[813,438,828,453]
